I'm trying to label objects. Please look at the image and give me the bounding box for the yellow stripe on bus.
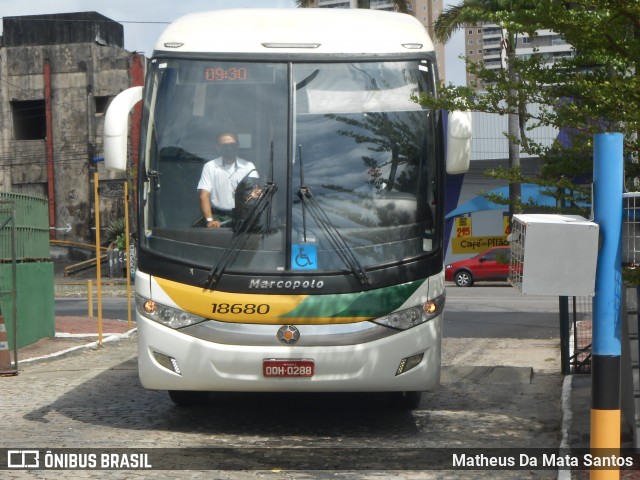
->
[154,277,368,325]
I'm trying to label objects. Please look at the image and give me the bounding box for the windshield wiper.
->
[205,143,277,289]
[297,146,370,286]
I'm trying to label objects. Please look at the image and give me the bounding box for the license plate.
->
[263,359,314,378]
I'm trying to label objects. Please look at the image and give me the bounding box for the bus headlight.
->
[136,295,206,329]
[373,295,445,330]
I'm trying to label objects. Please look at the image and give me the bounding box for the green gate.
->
[0,193,54,350]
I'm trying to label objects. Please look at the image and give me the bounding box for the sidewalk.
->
[564,374,591,450]
[16,315,136,364]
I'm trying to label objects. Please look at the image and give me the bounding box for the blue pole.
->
[593,133,623,357]
[591,132,623,478]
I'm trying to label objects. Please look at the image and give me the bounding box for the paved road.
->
[444,284,561,339]
[55,296,134,322]
[2,333,563,479]
[21,285,570,478]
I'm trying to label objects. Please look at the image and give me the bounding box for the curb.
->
[558,375,574,480]
[19,328,137,365]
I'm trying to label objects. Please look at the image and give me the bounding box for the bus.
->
[104,8,471,408]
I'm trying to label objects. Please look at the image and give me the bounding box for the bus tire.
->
[168,390,209,406]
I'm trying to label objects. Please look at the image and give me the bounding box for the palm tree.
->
[296,0,409,13]
[434,0,530,219]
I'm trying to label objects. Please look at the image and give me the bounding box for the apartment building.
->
[411,0,445,83]
[313,0,397,10]
[465,23,574,89]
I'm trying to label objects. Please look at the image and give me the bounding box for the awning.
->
[445,184,559,219]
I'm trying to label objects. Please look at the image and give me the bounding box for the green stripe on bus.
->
[280,279,424,319]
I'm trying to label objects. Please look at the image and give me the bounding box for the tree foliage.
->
[422,0,640,209]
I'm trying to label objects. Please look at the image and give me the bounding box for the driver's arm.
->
[199,189,220,229]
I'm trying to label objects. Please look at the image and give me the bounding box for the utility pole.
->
[591,132,623,480]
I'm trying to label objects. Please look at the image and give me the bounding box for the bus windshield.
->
[139,58,439,276]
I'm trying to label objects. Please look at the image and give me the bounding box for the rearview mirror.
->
[104,86,143,172]
[446,110,472,175]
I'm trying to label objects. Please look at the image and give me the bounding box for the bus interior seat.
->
[155,146,206,227]
[177,117,217,159]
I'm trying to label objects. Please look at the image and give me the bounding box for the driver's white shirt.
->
[197,157,258,211]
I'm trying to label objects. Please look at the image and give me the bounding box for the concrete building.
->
[410,0,445,83]
[0,12,144,248]
[465,23,574,89]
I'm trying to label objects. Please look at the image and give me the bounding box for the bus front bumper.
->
[136,314,442,393]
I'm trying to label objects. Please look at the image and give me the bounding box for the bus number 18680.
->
[211,303,270,315]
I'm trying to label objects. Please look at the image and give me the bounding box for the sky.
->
[0,0,465,85]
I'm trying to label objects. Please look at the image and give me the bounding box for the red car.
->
[445,246,511,287]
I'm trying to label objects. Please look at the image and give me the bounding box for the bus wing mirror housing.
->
[446,110,472,175]
[104,86,143,172]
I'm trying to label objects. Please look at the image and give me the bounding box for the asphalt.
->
[3,272,604,459]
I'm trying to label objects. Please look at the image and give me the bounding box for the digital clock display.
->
[205,67,248,82]
[203,65,275,83]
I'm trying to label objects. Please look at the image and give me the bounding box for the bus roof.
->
[154,9,434,56]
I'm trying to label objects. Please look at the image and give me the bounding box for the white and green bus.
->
[104,8,471,408]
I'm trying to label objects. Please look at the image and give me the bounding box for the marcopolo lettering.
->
[249,278,324,290]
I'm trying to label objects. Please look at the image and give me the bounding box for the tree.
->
[423,1,640,214]
[434,0,537,219]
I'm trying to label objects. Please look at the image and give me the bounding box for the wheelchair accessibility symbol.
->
[292,244,317,270]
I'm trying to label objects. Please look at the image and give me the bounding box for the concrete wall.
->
[0,36,143,249]
[3,12,123,48]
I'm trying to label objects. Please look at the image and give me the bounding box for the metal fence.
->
[569,296,592,373]
[624,192,640,267]
[0,200,18,372]
[567,193,640,373]
[0,192,50,261]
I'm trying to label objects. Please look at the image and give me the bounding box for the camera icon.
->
[7,450,40,468]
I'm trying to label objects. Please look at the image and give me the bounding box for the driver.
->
[197,132,260,228]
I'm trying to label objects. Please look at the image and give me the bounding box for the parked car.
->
[445,246,511,287]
